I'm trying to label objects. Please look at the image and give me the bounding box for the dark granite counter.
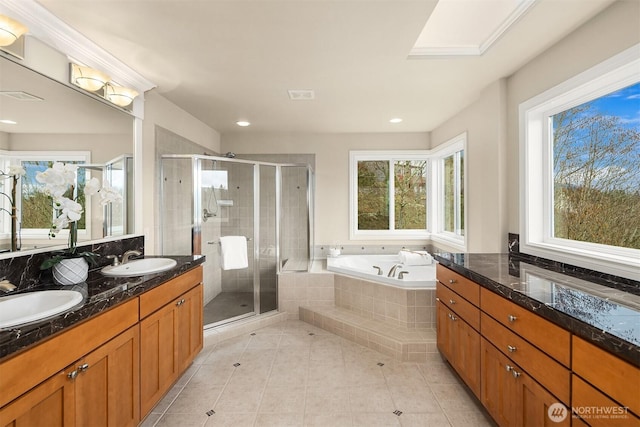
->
[434,253,640,368]
[0,255,205,361]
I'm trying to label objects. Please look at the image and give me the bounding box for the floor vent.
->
[393,410,403,416]
[206,410,215,416]
[233,363,241,367]
[377,362,385,366]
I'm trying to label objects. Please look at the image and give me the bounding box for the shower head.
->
[224,152,236,158]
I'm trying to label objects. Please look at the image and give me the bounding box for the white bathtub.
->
[326,254,437,289]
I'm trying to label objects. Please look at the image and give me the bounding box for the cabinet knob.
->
[78,363,89,372]
[176,298,185,307]
[511,369,521,378]
[67,370,78,380]
[449,299,456,305]
[505,364,512,372]
[508,315,517,323]
[448,313,457,321]
[449,279,456,284]
[507,345,517,353]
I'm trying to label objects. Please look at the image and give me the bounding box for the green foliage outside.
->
[357,160,427,230]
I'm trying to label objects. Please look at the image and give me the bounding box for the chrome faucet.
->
[387,264,403,278]
[121,250,142,264]
[398,271,409,279]
[372,266,383,275]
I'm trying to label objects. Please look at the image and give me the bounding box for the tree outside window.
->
[552,82,640,249]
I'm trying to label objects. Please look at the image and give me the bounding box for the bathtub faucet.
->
[372,266,383,275]
[387,264,403,278]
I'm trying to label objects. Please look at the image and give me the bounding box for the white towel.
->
[220,236,249,270]
[399,250,433,266]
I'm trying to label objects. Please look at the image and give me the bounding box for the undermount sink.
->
[101,258,177,277]
[0,290,84,329]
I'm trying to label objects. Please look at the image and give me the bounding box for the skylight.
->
[410,0,537,57]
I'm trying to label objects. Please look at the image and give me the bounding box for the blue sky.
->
[589,82,640,128]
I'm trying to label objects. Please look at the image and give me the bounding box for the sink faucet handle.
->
[106,255,120,266]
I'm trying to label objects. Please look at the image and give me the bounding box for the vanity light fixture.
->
[236,120,251,127]
[71,63,110,92]
[0,15,28,47]
[104,83,139,107]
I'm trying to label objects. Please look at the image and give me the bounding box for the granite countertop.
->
[434,253,640,368]
[0,255,205,361]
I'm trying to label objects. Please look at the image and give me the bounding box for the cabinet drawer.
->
[480,288,570,367]
[436,264,480,306]
[481,312,570,405]
[437,282,480,331]
[572,374,639,426]
[572,336,640,416]
[140,266,203,319]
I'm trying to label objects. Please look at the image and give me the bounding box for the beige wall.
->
[431,79,508,252]
[141,91,221,254]
[505,0,640,234]
[221,132,429,247]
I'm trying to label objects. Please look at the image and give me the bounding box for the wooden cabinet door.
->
[453,313,480,398]
[482,338,570,427]
[177,284,203,373]
[74,325,140,427]
[436,300,453,361]
[481,338,519,427]
[0,371,75,427]
[140,300,179,416]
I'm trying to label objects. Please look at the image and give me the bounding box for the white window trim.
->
[349,134,467,251]
[349,150,431,240]
[2,151,92,241]
[519,44,640,280]
[430,133,467,251]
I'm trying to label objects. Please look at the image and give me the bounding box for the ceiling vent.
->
[0,91,44,101]
[287,89,315,101]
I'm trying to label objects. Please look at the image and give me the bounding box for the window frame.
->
[519,44,640,280]
[349,134,466,249]
[350,150,431,240]
[0,151,92,241]
[430,134,466,249]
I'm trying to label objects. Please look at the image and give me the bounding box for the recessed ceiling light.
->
[0,119,17,125]
[390,118,403,124]
[236,120,251,127]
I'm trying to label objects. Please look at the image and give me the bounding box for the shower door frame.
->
[160,154,314,328]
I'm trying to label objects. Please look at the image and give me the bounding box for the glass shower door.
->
[203,159,257,325]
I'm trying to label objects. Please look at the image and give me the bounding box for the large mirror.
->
[0,55,134,254]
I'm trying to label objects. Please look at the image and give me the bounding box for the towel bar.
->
[207,237,252,245]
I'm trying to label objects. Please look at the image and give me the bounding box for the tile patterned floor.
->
[141,320,494,427]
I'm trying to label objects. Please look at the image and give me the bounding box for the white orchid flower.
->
[99,185,123,206]
[7,165,26,177]
[50,213,70,237]
[58,197,83,221]
[85,177,101,196]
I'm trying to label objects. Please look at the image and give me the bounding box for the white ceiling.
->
[36,0,615,135]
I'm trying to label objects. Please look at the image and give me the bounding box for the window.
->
[351,152,429,238]
[520,45,639,279]
[350,136,466,246]
[0,152,91,240]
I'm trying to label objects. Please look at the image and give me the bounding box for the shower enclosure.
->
[160,154,313,327]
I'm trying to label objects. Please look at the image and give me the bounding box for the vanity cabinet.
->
[436,264,481,398]
[436,264,640,427]
[0,299,139,427]
[0,264,204,427]
[139,267,203,417]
